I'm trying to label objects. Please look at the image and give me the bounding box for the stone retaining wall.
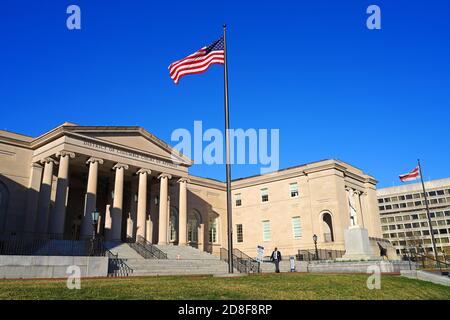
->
[0,255,109,279]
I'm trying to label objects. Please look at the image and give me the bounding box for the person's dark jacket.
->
[270,250,282,262]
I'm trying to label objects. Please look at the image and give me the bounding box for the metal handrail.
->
[104,248,133,277]
[221,248,260,273]
[136,236,167,259]
[407,251,450,269]
[128,241,154,259]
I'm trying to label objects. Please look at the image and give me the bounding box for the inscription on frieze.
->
[83,140,180,169]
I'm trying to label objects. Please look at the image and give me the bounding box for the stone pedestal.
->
[340,226,381,261]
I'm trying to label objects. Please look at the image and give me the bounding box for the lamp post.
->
[90,210,100,256]
[313,234,319,260]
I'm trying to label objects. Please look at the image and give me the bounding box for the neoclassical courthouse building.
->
[0,123,382,256]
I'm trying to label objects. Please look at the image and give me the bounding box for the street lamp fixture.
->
[90,210,100,256]
[313,234,319,260]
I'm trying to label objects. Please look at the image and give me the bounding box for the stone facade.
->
[0,123,382,258]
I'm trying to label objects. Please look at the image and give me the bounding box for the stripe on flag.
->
[399,166,420,182]
[168,37,224,84]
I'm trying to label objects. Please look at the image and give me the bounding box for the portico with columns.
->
[21,123,196,245]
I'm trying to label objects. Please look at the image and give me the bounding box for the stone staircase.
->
[105,242,230,276]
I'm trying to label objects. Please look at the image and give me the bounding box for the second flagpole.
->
[223,24,234,273]
[417,159,441,270]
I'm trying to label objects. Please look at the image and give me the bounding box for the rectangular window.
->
[209,219,217,243]
[236,224,243,243]
[289,183,299,198]
[261,188,269,202]
[235,193,242,207]
[291,216,302,239]
[262,220,271,241]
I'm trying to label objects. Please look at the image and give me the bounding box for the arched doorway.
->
[0,181,9,233]
[322,212,334,242]
[169,207,178,244]
[187,209,201,246]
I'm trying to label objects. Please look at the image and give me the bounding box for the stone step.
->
[106,241,231,276]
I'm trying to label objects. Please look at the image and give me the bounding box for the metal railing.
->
[404,250,450,273]
[296,249,345,261]
[220,248,260,273]
[0,235,105,256]
[136,236,167,259]
[106,250,133,277]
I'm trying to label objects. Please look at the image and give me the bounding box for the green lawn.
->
[0,273,449,300]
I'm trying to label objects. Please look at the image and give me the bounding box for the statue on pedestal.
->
[347,188,358,227]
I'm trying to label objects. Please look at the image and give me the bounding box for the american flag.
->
[399,166,420,182]
[168,37,224,84]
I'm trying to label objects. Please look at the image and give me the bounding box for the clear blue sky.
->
[1,0,449,188]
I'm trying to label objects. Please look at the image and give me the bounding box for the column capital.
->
[56,151,75,159]
[113,163,129,170]
[178,177,190,183]
[31,162,43,169]
[137,168,152,175]
[40,157,58,165]
[158,173,172,180]
[86,157,104,165]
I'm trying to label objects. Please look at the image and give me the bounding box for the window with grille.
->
[262,220,271,241]
[236,224,243,243]
[291,216,302,239]
[289,183,299,198]
[261,188,269,202]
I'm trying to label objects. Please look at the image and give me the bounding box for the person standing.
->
[270,247,282,273]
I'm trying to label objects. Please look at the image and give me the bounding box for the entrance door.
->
[169,207,178,244]
[187,210,201,247]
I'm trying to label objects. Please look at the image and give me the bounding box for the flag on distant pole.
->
[168,37,225,84]
[399,166,420,182]
[399,160,442,271]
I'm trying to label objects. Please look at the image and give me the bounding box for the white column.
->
[178,177,189,245]
[111,163,129,241]
[104,176,114,239]
[80,157,103,238]
[136,168,151,241]
[50,151,75,235]
[36,158,58,234]
[24,163,43,234]
[157,173,171,245]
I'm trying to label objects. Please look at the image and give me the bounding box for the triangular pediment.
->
[66,126,192,167]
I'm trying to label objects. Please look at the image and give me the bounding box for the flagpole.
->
[223,24,234,273]
[417,159,441,270]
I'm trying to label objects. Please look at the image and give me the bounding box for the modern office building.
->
[377,178,450,257]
